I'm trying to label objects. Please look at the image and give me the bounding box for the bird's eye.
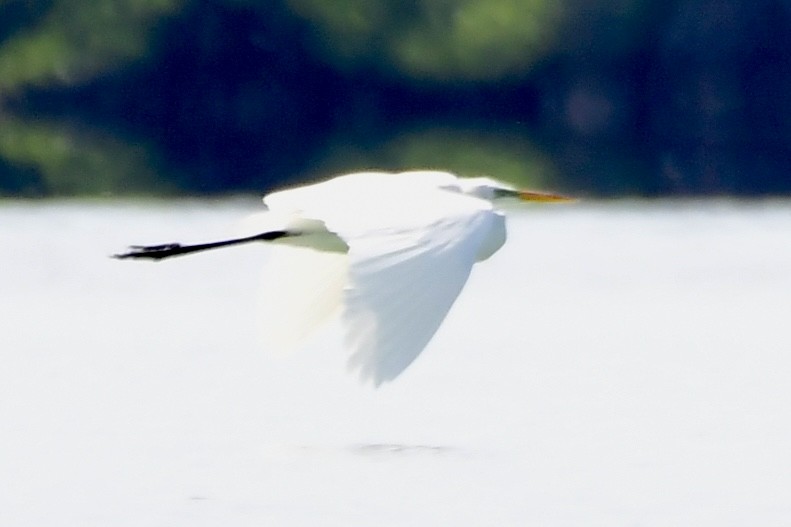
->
[492,187,517,199]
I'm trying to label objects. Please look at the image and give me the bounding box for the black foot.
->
[113,243,184,260]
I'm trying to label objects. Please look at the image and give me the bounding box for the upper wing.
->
[336,195,498,385]
[263,171,460,223]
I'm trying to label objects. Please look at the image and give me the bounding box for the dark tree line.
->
[0,0,789,196]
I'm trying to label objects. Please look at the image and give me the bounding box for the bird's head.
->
[456,177,575,203]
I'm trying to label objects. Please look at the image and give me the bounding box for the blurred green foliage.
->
[0,0,180,92]
[315,125,556,188]
[0,115,170,195]
[289,0,562,80]
[0,0,788,196]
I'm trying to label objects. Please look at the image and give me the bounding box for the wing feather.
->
[337,200,497,385]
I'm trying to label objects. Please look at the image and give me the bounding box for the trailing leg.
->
[113,230,293,261]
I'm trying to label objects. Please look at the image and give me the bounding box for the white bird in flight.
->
[115,170,573,385]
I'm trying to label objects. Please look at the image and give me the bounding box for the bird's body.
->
[116,170,572,385]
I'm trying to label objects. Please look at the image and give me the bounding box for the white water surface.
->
[1,199,790,526]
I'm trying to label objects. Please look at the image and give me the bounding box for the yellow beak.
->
[517,190,576,203]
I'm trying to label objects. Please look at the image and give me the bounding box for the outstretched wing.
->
[332,195,498,385]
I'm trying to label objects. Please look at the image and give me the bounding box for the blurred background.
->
[0,0,789,197]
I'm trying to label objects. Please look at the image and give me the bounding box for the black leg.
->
[113,230,292,261]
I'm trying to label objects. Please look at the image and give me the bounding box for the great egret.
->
[115,170,573,385]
